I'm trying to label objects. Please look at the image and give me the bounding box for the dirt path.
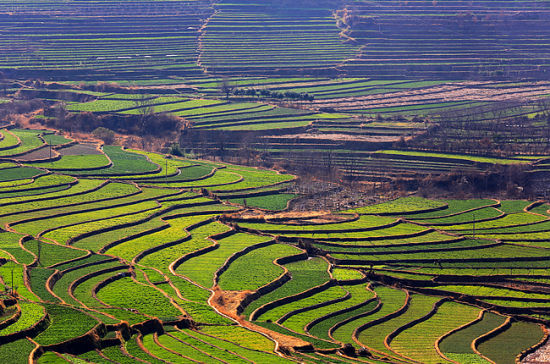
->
[209,287,311,350]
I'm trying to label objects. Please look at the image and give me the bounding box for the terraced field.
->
[0,132,546,363]
[1,0,550,361]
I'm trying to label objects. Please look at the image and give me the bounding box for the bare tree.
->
[134,93,155,133]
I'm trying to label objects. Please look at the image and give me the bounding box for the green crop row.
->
[34,303,98,346]
[12,200,159,237]
[0,174,74,195]
[243,257,330,318]
[0,166,43,182]
[477,321,544,364]
[0,181,138,222]
[0,130,44,157]
[408,199,497,219]
[0,302,45,336]
[390,301,480,364]
[218,243,300,291]
[96,277,182,321]
[177,232,273,288]
[0,338,35,363]
[47,209,162,249]
[238,214,396,233]
[433,285,550,301]
[301,283,374,340]
[258,286,347,323]
[422,207,503,225]
[228,193,298,211]
[444,213,547,231]
[24,240,86,267]
[331,285,406,347]
[70,146,159,176]
[343,196,446,215]
[106,214,221,262]
[0,231,34,265]
[52,260,124,307]
[358,294,441,356]
[0,178,103,207]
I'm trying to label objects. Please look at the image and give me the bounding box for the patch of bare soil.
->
[311,82,550,111]
[209,287,310,349]
[57,143,102,155]
[281,213,355,225]
[522,327,550,364]
[266,133,403,143]
[234,210,330,221]
[15,146,59,161]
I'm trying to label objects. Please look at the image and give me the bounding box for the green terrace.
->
[0,139,546,362]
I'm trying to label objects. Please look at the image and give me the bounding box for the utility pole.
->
[37,240,41,267]
[472,213,476,239]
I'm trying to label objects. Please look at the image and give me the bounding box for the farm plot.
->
[200,2,357,75]
[177,232,273,288]
[34,304,98,346]
[104,214,221,262]
[439,311,505,364]
[477,321,545,364]
[243,257,331,319]
[0,129,548,362]
[70,145,159,176]
[217,242,301,291]
[331,285,407,347]
[390,301,481,364]
[357,294,441,357]
[96,276,183,321]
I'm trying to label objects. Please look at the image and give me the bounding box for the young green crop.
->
[228,193,298,211]
[218,243,300,291]
[0,129,44,157]
[160,331,249,363]
[0,302,45,336]
[0,338,35,364]
[0,129,20,150]
[331,285,406,347]
[140,220,231,274]
[0,174,75,194]
[439,311,505,364]
[198,325,278,353]
[125,336,164,364]
[422,207,503,226]
[343,196,446,215]
[0,178,103,206]
[23,240,87,267]
[71,145,159,176]
[238,214,396,233]
[243,257,331,318]
[390,301,480,364]
[34,303,98,346]
[96,277,182,320]
[409,199,497,219]
[0,181,138,221]
[0,231,33,265]
[444,213,547,231]
[477,321,544,364]
[52,260,124,306]
[141,333,200,363]
[106,214,221,262]
[11,200,159,237]
[358,294,440,356]
[178,232,273,288]
[259,285,347,323]
[307,283,375,340]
